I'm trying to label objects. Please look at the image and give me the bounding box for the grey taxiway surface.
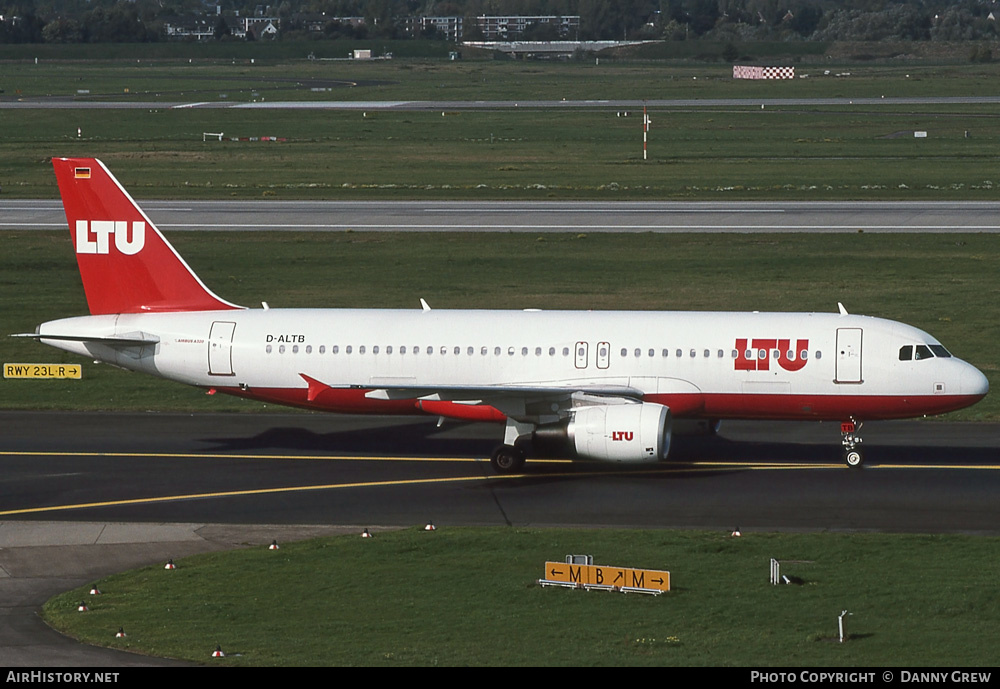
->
[6,199,1000,234]
[3,411,999,666]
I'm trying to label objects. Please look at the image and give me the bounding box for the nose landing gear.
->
[841,418,864,468]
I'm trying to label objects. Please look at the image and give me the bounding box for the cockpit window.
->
[902,343,952,361]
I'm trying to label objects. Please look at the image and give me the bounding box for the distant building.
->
[245,17,279,40]
[476,15,580,40]
[406,16,463,41]
[164,16,246,41]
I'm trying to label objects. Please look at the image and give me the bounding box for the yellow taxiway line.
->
[1,450,997,517]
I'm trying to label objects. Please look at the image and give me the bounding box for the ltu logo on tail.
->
[75,220,145,255]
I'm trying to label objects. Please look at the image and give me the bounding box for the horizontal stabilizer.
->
[12,332,160,347]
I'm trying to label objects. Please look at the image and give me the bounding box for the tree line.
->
[1,0,997,44]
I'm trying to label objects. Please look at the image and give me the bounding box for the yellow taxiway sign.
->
[4,363,81,380]
[544,561,670,592]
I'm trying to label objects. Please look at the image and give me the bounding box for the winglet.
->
[838,302,849,316]
[52,157,243,315]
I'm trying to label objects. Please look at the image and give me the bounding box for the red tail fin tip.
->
[52,157,242,315]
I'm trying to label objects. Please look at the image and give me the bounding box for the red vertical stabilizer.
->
[52,157,242,315]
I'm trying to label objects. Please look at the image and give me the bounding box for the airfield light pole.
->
[643,103,650,161]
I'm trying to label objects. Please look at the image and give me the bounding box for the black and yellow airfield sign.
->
[4,363,82,380]
[543,561,670,592]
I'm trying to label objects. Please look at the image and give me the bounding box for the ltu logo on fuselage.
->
[734,338,809,372]
[611,431,634,441]
[75,220,145,255]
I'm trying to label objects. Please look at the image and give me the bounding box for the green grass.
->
[2,231,997,419]
[1,106,999,200]
[41,527,1000,666]
[4,60,1000,199]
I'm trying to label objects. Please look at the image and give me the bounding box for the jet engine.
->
[532,402,672,463]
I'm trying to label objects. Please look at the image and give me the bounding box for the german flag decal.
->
[74,167,91,179]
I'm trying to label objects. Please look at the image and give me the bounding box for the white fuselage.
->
[39,308,988,422]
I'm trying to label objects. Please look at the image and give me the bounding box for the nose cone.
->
[961,363,990,400]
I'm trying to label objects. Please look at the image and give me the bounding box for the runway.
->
[5,96,1000,110]
[5,199,1000,233]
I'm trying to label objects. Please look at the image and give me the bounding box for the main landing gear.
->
[490,444,526,474]
[841,418,864,468]
[490,418,533,474]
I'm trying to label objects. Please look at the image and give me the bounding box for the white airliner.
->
[18,158,989,472]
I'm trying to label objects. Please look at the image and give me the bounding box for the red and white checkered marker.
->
[424,522,436,531]
[89,586,101,595]
[731,527,742,537]
[268,540,279,550]
[116,628,126,638]
[361,528,373,538]
[77,602,88,612]
[164,559,176,570]
[212,645,225,658]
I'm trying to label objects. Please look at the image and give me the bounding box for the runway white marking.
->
[6,222,1000,232]
[151,224,1000,232]
[425,208,788,213]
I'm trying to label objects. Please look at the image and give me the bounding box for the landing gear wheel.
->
[840,418,864,469]
[845,449,864,469]
[490,444,526,474]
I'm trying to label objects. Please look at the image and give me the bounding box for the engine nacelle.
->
[533,403,672,463]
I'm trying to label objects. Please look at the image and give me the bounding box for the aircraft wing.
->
[364,383,643,401]
[300,374,643,418]
[366,382,645,419]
